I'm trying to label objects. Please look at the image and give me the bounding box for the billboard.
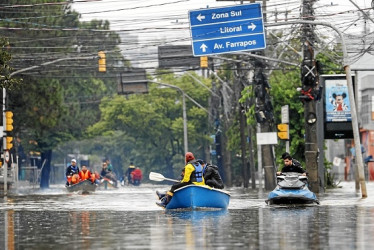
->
[322,75,354,139]
[325,78,352,122]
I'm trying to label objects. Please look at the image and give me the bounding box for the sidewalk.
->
[322,180,374,206]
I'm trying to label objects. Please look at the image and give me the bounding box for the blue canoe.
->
[165,185,230,210]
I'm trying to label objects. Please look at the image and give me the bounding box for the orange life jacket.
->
[90,173,96,183]
[71,174,80,184]
[79,170,92,181]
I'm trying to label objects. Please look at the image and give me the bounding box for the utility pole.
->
[235,60,250,188]
[253,58,275,190]
[301,0,320,193]
[239,104,249,187]
[253,0,276,191]
[238,0,249,188]
[209,79,225,184]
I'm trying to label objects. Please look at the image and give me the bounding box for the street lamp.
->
[151,80,212,155]
[152,81,188,154]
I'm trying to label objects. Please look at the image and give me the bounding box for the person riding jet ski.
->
[277,152,306,176]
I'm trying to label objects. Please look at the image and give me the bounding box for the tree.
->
[88,72,212,179]
[270,70,305,164]
[1,0,124,188]
[0,38,22,89]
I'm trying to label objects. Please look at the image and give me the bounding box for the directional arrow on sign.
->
[197,13,205,22]
[191,19,264,41]
[248,23,256,31]
[200,43,208,52]
[189,3,266,56]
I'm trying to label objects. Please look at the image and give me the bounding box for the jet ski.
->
[266,172,319,205]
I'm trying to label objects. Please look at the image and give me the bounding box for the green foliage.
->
[0,38,22,89]
[3,0,122,156]
[241,68,306,167]
[316,46,344,75]
[237,67,305,164]
[270,70,305,165]
[87,72,212,178]
[324,157,340,189]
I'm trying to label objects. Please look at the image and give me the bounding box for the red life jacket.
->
[131,169,142,180]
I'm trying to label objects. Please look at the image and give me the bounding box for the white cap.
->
[71,159,77,163]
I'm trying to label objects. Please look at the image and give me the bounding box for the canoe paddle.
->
[149,172,179,183]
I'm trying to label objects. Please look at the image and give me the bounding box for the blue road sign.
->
[191,18,264,41]
[189,3,266,56]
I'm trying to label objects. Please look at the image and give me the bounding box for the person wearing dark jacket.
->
[195,159,224,189]
[65,159,79,186]
[100,162,118,186]
[277,152,306,175]
[203,163,224,189]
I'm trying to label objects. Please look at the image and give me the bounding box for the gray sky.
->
[72,0,374,67]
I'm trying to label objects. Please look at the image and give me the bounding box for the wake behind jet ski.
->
[266,172,319,205]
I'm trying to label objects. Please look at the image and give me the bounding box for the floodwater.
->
[1,182,374,250]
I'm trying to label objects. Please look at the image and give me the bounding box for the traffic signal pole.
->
[2,89,14,196]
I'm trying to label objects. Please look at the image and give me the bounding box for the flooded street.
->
[1,182,374,249]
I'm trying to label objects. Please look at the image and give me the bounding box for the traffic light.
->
[277,123,289,140]
[98,51,106,72]
[5,110,13,132]
[6,136,13,149]
[200,56,208,68]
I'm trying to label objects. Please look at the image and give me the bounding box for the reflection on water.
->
[154,209,230,250]
[165,209,228,220]
[261,207,319,249]
[1,182,374,249]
